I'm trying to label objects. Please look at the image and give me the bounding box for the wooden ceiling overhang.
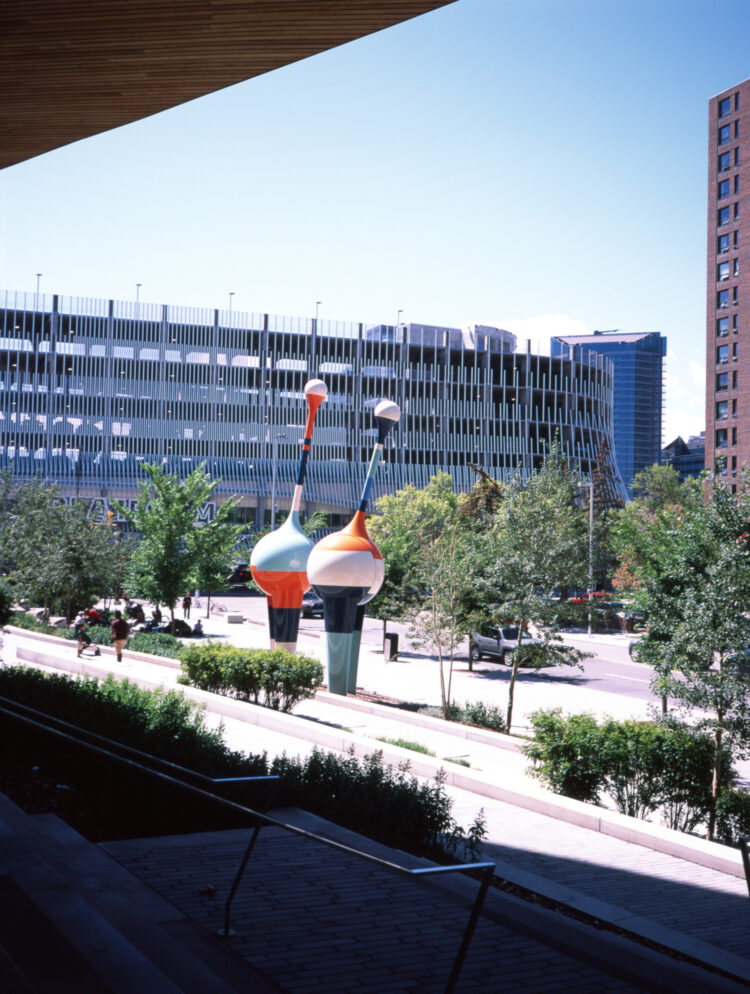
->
[1,1,454,169]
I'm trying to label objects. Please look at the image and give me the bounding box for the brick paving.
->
[103,828,652,994]
[445,788,750,961]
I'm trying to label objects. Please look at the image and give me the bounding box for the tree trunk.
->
[505,628,525,734]
[506,655,521,733]
[438,648,450,720]
[707,725,723,842]
[206,592,211,619]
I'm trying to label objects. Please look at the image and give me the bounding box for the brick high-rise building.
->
[706,80,750,483]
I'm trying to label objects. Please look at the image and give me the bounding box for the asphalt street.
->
[206,589,658,705]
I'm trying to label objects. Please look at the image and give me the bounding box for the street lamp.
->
[136,283,142,314]
[35,273,42,304]
[315,301,321,323]
[269,430,287,530]
[583,479,595,636]
[229,292,235,321]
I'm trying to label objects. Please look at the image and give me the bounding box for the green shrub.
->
[525,709,734,829]
[0,666,483,861]
[715,788,750,846]
[128,631,182,658]
[60,624,113,646]
[523,709,605,804]
[0,582,14,628]
[377,737,436,756]
[8,611,47,632]
[655,723,733,833]
[179,644,323,712]
[460,700,506,733]
[270,749,485,863]
[0,665,254,777]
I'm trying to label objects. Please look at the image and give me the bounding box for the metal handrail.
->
[0,695,495,994]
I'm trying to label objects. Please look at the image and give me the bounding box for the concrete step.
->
[0,792,285,993]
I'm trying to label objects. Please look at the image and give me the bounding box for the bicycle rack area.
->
[0,694,495,994]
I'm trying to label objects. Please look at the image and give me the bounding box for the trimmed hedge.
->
[179,643,323,712]
[0,666,484,861]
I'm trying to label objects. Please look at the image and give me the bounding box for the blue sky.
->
[2,0,749,441]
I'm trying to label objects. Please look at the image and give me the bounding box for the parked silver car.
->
[469,626,542,666]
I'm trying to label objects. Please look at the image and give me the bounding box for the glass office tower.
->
[551,331,665,497]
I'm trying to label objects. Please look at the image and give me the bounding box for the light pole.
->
[396,309,403,332]
[584,479,595,636]
[315,301,321,323]
[136,283,142,313]
[35,273,42,304]
[269,430,287,530]
[229,292,235,321]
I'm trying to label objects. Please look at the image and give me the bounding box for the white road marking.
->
[604,673,650,683]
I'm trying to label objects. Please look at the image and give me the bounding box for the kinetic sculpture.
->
[307,399,400,694]
[250,378,327,652]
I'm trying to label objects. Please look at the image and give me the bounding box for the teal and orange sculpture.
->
[307,399,400,694]
[250,379,327,652]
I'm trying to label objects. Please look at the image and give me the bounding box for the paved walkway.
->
[101,817,731,994]
[3,608,750,991]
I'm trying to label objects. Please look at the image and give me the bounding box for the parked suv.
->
[469,626,542,666]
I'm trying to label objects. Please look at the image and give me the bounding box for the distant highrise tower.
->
[706,80,749,484]
[551,331,665,496]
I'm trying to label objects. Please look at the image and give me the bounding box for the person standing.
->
[182,593,192,619]
[110,610,130,662]
[74,613,92,657]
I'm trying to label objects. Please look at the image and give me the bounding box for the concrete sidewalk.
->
[5,622,750,988]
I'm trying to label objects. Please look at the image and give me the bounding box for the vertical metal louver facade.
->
[0,291,628,520]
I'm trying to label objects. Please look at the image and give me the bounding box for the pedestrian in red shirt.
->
[110,610,130,662]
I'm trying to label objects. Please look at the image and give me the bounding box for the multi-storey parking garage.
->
[0,291,627,523]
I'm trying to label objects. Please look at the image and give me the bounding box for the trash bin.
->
[383,632,399,661]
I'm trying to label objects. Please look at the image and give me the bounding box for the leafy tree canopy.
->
[114,463,231,622]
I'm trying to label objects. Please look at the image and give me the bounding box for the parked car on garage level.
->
[469,626,542,667]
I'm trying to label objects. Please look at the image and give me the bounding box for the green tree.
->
[368,472,460,627]
[189,505,245,618]
[54,498,124,621]
[484,448,591,733]
[623,475,750,839]
[369,472,484,718]
[1,481,118,620]
[407,525,481,719]
[609,464,692,597]
[114,464,227,626]
[1,479,65,614]
[630,463,685,510]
